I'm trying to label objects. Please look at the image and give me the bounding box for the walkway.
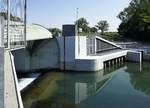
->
[4,50,19,108]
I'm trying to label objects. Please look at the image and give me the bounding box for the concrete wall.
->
[12,38,60,72]
[75,59,104,71]
[75,36,87,57]
[56,36,87,70]
[12,36,142,72]
[31,39,59,70]
[11,48,31,72]
[75,50,128,71]
[0,48,4,108]
[56,36,76,70]
[126,51,142,62]
[56,36,128,71]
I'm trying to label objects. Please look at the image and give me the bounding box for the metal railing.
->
[0,0,26,49]
[87,36,120,55]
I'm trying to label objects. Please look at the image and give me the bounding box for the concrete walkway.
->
[0,47,4,108]
[4,50,19,108]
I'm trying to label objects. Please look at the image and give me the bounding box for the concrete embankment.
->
[4,50,23,108]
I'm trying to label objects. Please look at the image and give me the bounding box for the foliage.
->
[90,27,98,33]
[79,32,125,41]
[101,32,125,41]
[103,32,119,37]
[95,20,109,34]
[118,0,150,42]
[0,12,22,21]
[48,28,62,37]
[75,17,90,33]
[75,18,111,36]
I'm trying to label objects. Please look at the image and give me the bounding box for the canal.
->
[21,62,150,108]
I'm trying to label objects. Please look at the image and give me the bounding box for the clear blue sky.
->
[27,0,131,31]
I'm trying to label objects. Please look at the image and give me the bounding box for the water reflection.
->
[22,62,150,108]
[22,64,124,108]
[126,62,150,95]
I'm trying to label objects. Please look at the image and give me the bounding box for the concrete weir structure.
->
[1,23,142,107]
[10,24,142,73]
[57,36,141,71]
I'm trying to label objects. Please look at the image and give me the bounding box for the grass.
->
[79,32,130,42]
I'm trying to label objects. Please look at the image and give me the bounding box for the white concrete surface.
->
[12,39,59,72]
[56,36,128,71]
[75,36,87,57]
[12,36,142,72]
[26,24,52,41]
[4,50,24,108]
[9,52,24,108]
[75,50,128,71]
[19,73,40,91]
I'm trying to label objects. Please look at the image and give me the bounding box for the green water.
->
[22,62,150,108]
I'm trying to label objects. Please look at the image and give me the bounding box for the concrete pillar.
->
[108,61,111,67]
[118,58,121,63]
[121,57,124,62]
[104,62,106,68]
[111,59,114,65]
[115,58,118,64]
[106,61,109,67]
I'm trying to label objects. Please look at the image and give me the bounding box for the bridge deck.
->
[4,50,19,108]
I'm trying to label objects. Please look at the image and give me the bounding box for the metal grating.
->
[0,0,26,49]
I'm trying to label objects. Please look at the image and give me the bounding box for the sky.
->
[27,0,131,32]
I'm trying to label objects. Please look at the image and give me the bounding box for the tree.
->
[96,20,109,35]
[75,17,90,33]
[118,0,150,41]
[0,12,22,21]
[48,28,62,37]
[90,27,97,33]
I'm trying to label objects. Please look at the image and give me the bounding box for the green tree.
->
[0,12,21,21]
[118,0,150,41]
[48,28,62,37]
[75,17,90,33]
[96,20,109,35]
[90,27,97,33]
